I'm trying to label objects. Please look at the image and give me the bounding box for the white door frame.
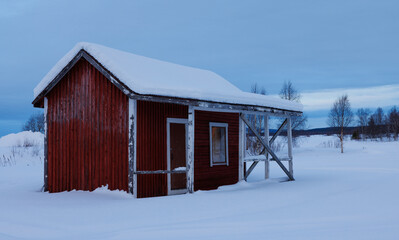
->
[167,118,188,195]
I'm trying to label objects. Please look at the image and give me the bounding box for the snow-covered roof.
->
[34,42,303,112]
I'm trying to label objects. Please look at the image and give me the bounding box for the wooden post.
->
[287,116,293,177]
[264,114,269,179]
[128,98,137,196]
[187,106,195,193]
[43,97,48,192]
[238,114,245,181]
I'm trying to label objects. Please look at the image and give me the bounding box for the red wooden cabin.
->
[33,43,302,198]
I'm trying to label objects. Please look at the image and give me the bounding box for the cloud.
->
[298,84,399,111]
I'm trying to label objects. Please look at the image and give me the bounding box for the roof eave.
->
[131,93,303,116]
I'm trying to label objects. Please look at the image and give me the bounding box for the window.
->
[209,122,229,166]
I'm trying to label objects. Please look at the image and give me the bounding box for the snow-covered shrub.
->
[270,141,284,152]
[0,131,44,167]
[23,138,37,148]
[31,145,41,157]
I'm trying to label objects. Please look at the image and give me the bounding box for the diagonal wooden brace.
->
[244,160,259,181]
[260,118,287,155]
[240,113,294,181]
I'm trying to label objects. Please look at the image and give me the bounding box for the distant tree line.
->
[354,106,399,140]
[327,94,399,153]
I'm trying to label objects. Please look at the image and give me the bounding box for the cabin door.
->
[167,118,188,195]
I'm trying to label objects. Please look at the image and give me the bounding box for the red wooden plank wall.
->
[136,100,188,198]
[47,58,128,193]
[194,110,239,191]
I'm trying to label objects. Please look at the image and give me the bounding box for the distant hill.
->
[292,127,357,136]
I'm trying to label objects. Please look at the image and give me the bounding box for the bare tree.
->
[367,116,377,139]
[279,81,300,102]
[383,111,391,139]
[279,81,308,143]
[247,83,267,155]
[22,112,44,133]
[356,108,370,139]
[369,108,387,139]
[327,94,353,153]
[251,82,266,95]
[372,107,385,126]
[389,106,399,140]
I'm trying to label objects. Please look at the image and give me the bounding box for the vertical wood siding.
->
[47,59,128,192]
[194,110,239,191]
[136,101,188,198]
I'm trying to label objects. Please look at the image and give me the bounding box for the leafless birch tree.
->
[328,94,353,153]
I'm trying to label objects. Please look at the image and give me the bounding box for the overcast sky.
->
[1,0,398,135]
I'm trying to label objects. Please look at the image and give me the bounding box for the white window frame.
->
[209,122,229,167]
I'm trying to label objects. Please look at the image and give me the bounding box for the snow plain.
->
[0,132,398,240]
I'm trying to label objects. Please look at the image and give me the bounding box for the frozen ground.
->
[0,132,398,240]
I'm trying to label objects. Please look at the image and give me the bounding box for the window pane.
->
[212,126,226,163]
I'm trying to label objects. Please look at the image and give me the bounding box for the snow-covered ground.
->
[0,132,398,240]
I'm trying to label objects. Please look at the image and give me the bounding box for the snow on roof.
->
[34,42,303,112]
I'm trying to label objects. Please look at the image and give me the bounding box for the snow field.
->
[0,132,398,239]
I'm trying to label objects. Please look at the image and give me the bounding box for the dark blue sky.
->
[1,0,398,136]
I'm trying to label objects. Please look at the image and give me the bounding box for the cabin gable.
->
[46,58,129,192]
[33,50,133,108]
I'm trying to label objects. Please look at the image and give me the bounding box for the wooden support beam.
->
[270,119,287,145]
[270,157,291,161]
[128,98,137,196]
[135,170,187,174]
[240,113,294,181]
[187,106,195,193]
[43,97,48,192]
[264,115,270,179]
[238,116,245,181]
[287,117,294,177]
[243,162,247,180]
